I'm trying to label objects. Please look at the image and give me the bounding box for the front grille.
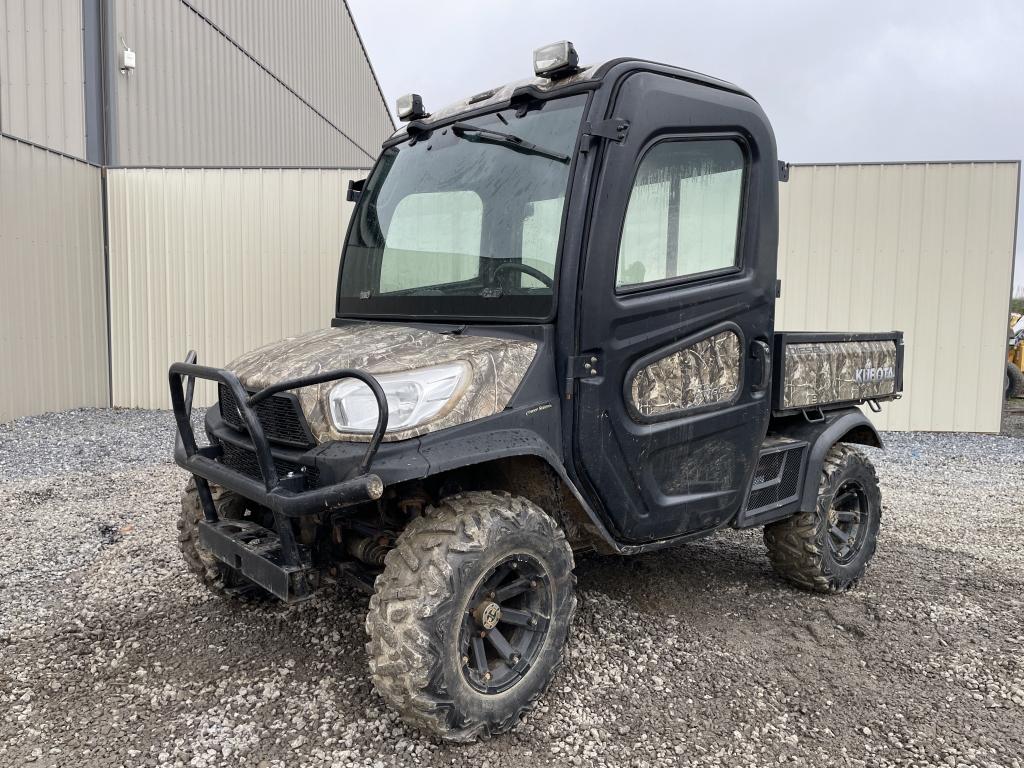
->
[743,445,806,514]
[219,383,313,447]
[217,441,319,488]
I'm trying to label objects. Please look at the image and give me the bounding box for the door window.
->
[616,139,745,289]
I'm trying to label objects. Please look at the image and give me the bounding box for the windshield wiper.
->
[450,122,570,164]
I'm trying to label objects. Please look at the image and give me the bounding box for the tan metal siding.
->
[106,167,361,409]
[105,161,1020,430]
[111,0,389,166]
[0,136,108,421]
[778,162,1020,433]
[0,0,86,158]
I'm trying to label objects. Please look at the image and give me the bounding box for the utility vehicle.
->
[170,42,904,741]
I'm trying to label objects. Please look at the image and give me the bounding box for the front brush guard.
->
[168,351,389,596]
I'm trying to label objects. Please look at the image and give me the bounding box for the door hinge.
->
[565,353,602,398]
[580,119,629,153]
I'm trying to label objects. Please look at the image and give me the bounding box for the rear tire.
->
[178,478,271,601]
[366,491,575,742]
[764,444,881,593]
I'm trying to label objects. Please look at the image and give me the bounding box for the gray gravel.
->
[1,408,1022,767]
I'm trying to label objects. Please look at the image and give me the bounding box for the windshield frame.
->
[335,89,595,324]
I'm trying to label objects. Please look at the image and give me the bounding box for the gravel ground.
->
[1,409,1022,768]
[1003,400,1024,438]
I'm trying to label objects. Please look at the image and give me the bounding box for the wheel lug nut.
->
[529,617,537,626]
[462,655,469,665]
[529,580,537,589]
[489,591,495,599]
[483,672,491,681]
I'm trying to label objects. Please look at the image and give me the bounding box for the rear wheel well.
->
[838,424,883,449]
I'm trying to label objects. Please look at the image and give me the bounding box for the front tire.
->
[178,478,271,600]
[764,444,881,593]
[366,491,576,742]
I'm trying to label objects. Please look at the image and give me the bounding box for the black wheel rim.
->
[458,554,552,695]
[828,481,867,564]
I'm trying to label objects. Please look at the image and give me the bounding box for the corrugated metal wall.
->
[778,162,1021,433]
[0,0,87,158]
[0,135,109,421]
[111,0,393,167]
[106,167,362,408]
[186,0,394,159]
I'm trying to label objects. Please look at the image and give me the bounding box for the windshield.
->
[337,94,587,321]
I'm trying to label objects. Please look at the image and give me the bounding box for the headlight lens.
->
[328,362,470,433]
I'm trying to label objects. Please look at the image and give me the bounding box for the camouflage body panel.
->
[782,340,898,409]
[629,330,741,418]
[226,326,537,443]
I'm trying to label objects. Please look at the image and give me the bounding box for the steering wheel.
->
[490,262,554,289]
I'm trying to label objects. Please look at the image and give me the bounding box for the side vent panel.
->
[738,439,807,525]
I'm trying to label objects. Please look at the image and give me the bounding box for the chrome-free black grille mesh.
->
[744,446,805,513]
[218,384,313,447]
[217,441,319,488]
[780,447,804,498]
[753,451,785,484]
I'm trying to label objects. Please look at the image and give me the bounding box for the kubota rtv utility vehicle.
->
[170,42,904,741]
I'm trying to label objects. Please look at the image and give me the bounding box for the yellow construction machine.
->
[1008,312,1024,399]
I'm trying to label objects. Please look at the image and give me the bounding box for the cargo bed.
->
[771,332,904,415]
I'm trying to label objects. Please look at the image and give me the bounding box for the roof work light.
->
[533,41,580,79]
[396,93,428,121]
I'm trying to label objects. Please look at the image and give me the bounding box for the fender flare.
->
[794,409,883,510]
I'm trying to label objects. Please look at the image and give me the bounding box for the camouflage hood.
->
[226,325,537,443]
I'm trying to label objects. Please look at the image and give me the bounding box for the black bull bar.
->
[168,352,389,597]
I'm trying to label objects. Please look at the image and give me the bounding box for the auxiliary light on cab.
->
[533,40,580,79]
[396,93,428,121]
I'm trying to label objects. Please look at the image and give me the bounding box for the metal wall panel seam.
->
[175,0,376,163]
[100,167,113,405]
[0,130,99,166]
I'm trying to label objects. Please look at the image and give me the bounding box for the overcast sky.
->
[349,0,1023,291]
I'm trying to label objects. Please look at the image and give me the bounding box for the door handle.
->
[750,340,771,393]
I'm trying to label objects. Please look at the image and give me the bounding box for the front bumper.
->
[169,353,389,600]
[173,439,384,517]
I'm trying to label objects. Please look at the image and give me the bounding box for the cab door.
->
[571,71,779,543]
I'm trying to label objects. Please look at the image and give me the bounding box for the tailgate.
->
[772,331,904,414]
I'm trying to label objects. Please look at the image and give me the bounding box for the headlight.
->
[328,362,470,433]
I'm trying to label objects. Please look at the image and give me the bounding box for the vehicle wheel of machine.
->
[178,478,271,600]
[1006,361,1024,399]
[366,491,575,741]
[764,444,881,593]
